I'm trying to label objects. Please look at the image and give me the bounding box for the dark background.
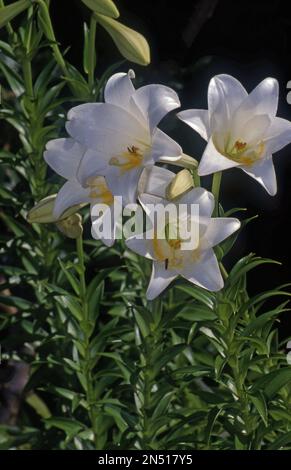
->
[51,0,291,336]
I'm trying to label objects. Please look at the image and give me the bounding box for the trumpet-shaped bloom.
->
[178,75,291,195]
[44,138,117,246]
[66,70,182,205]
[126,169,240,299]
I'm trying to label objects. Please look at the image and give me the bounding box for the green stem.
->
[76,236,100,449]
[191,169,200,187]
[22,56,34,100]
[88,14,97,95]
[76,236,88,319]
[219,261,228,280]
[141,350,152,449]
[34,0,68,75]
[211,171,222,217]
[140,298,162,449]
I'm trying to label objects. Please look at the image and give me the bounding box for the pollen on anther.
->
[234,140,247,151]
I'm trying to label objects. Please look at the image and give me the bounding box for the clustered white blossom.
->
[44,71,291,299]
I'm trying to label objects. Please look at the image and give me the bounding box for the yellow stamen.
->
[168,239,181,250]
[109,145,143,174]
[87,176,114,205]
[234,140,247,152]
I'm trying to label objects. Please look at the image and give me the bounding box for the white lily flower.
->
[126,171,240,299]
[178,75,291,195]
[66,70,182,205]
[44,138,117,246]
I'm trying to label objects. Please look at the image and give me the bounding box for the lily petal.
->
[151,128,182,164]
[208,74,248,122]
[179,248,223,291]
[131,84,180,133]
[105,166,144,205]
[178,187,215,218]
[76,148,109,186]
[177,109,210,141]
[241,156,277,196]
[198,137,240,176]
[264,117,291,154]
[138,193,167,216]
[202,217,240,249]
[138,166,174,198]
[67,103,149,154]
[125,233,155,260]
[44,138,85,180]
[54,180,91,219]
[239,114,271,144]
[146,261,177,300]
[235,77,279,119]
[104,70,135,111]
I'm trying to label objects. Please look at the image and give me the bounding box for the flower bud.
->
[81,0,119,18]
[95,13,150,66]
[56,213,83,239]
[165,169,194,201]
[27,195,86,224]
[159,153,198,170]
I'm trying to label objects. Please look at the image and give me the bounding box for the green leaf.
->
[83,22,90,74]
[238,288,291,317]
[0,295,32,310]
[44,417,85,437]
[133,307,151,338]
[104,405,128,433]
[0,0,30,30]
[58,258,80,296]
[153,344,185,375]
[242,304,290,336]
[226,255,280,287]
[56,295,82,321]
[178,305,216,321]
[152,391,174,419]
[269,408,291,423]
[176,284,215,309]
[0,60,24,96]
[249,392,268,426]
[25,393,51,419]
[204,407,223,447]
[267,431,291,450]
[88,280,104,322]
[251,368,291,399]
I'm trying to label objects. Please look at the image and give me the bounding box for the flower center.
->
[153,223,200,270]
[109,145,143,174]
[87,176,114,205]
[214,133,265,167]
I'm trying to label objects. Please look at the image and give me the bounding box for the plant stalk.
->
[76,236,100,449]
[211,171,222,217]
[88,14,97,95]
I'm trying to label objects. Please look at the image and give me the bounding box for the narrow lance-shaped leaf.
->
[0,0,30,29]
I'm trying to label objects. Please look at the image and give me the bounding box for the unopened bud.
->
[56,213,83,239]
[95,13,150,66]
[159,153,198,170]
[27,195,86,224]
[81,0,119,18]
[166,169,194,201]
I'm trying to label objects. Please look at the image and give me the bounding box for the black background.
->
[50,0,291,337]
